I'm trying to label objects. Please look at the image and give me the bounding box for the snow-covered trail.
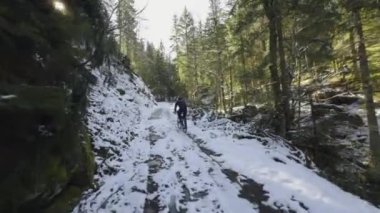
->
[140,103,379,213]
[74,68,379,213]
[143,104,255,213]
[76,101,256,212]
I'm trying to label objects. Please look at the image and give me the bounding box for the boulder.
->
[312,88,361,105]
[312,88,341,102]
[291,102,377,205]
[228,105,258,123]
[330,112,364,127]
[189,108,205,121]
[229,114,245,123]
[327,95,361,105]
[252,108,277,131]
[313,103,344,118]
[242,105,258,118]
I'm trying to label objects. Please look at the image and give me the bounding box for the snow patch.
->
[0,94,17,100]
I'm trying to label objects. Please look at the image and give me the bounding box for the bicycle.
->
[177,115,187,133]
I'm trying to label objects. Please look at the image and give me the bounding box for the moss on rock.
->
[70,130,95,187]
[0,85,95,212]
[43,186,82,213]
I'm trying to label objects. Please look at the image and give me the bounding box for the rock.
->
[229,114,245,123]
[228,105,258,123]
[312,88,361,105]
[291,100,378,206]
[312,88,341,102]
[252,108,277,131]
[116,88,126,96]
[189,108,205,121]
[43,186,82,213]
[70,132,95,187]
[313,103,344,118]
[330,112,364,127]
[0,85,94,212]
[327,95,361,105]
[99,108,106,115]
[242,105,258,118]
[146,155,165,174]
[192,86,216,106]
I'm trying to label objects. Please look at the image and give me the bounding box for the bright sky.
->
[135,0,211,53]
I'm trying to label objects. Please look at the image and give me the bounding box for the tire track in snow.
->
[186,127,308,212]
[143,107,256,213]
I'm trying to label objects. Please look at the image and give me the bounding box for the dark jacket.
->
[174,99,187,114]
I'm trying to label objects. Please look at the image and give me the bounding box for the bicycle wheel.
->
[181,118,187,132]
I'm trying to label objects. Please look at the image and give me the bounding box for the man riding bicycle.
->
[174,97,187,130]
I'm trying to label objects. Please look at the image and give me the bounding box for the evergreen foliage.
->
[0,0,114,211]
[168,0,380,183]
[1,0,380,210]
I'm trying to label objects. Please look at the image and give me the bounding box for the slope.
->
[74,65,379,213]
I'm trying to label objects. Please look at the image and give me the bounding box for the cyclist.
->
[174,97,187,130]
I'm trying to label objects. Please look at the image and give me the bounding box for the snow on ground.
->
[0,94,17,100]
[188,108,378,213]
[74,65,156,212]
[74,66,379,213]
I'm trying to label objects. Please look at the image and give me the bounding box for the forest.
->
[0,0,380,212]
[127,0,380,208]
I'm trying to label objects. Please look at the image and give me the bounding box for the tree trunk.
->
[291,19,301,131]
[332,60,337,73]
[296,57,302,131]
[192,46,198,90]
[309,94,318,139]
[352,8,380,166]
[276,7,290,137]
[349,28,360,81]
[184,27,191,98]
[240,35,248,107]
[216,30,226,113]
[263,0,284,137]
[228,54,234,114]
[219,55,227,113]
[221,82,227,113]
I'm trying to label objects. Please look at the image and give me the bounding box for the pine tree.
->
[343,0,380,172]
[117,0,137,61]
